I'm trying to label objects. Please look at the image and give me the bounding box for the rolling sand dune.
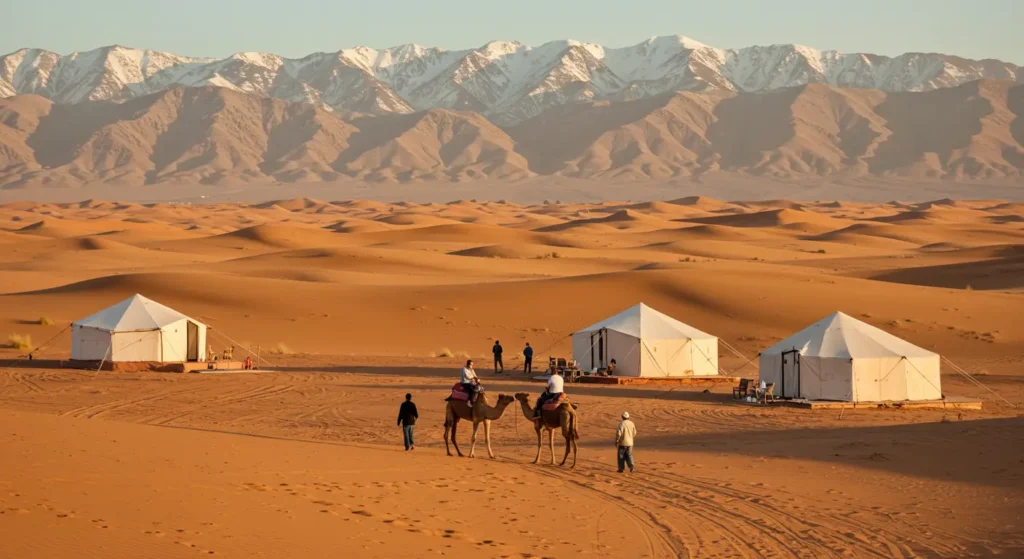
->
[681,208,853,235]
[0,196,1023,558]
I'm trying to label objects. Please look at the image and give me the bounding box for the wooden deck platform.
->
[577,375,740,386]
[183,361,243,373]
[779,396,982,410]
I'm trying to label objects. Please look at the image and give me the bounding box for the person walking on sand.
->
[492,340,504,374]
[397,393,419,451]
[523,342,534,375]
[615,412,637,473]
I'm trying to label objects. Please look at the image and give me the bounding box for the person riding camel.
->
[460,359,480,405]
[533,369,564,419]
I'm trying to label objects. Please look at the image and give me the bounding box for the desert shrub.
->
[817,249,827,254]
[7,333,32,350]
[965,285,974,291]
[433,347,455,358]
[268,343,293,355]
[38,317,53,326]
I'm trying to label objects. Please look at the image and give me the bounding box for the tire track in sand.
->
[60,387,196,419]
[647,468,967,557]
[142,384,295,426]
[545,459,966,558]
[8,371,47,394]
[526,463,690,558]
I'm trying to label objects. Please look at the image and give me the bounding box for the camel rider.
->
[534,370,564,418]
[461,359,480,405]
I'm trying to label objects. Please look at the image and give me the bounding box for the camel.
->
[514,393,579,468]
[444,392,515,459]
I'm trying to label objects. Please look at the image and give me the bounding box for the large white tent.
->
[572,303,719,377]
[759,312,941,402]
[71,294,207,363]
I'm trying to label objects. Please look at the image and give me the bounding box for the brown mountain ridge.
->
[0,80,1022,187]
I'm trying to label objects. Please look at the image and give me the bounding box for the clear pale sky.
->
[5,0,1023,64]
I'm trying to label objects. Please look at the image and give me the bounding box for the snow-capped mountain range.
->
[2,37,1020,124]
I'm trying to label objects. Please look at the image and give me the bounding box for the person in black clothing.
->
[397,393,419,451]
[492,340,504,374]
[523,342,534,375]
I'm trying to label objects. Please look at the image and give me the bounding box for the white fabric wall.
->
[110,331,162,362]
[160,318,188,362]
[852,355,941,402]
[607,331,641,377]
[690,338,719,376]
[71,326,112,360]
[640,339,681,377]
[572,332,596,371]
[802,356,854,401]
[904,355,941,401]
[758,354,782,389]
[197,323,207,361]
[639,338,718,377]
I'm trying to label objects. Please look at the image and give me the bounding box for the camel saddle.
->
[447,383,484,402]
[541,393,569,411]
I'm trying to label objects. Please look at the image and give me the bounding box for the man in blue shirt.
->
[523,342,534,375]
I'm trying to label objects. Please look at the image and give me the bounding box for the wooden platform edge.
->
[577,376,740,386]
[780,398,983,410]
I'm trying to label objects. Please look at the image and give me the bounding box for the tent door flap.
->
[781,350,800,399]
[186,322,199,362]
[592,329,607,368]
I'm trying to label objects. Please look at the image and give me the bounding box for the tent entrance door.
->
[781,350,800,398]
[591,329,608,369]
[186,321,199,362]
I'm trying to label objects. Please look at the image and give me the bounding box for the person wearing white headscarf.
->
[615,411,637,473]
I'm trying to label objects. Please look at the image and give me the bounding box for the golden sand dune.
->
[1,196,1021,357]
[0,196,1023,558]
[2,80,1023,187]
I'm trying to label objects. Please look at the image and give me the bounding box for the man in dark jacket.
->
[523,342,534,375]
[492,340,504,374]
[397,393,418,451]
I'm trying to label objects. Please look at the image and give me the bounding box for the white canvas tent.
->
[759,312,941,402]
[71,294,207,363]
[572,303,719,377]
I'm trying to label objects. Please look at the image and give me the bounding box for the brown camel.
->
[514,393,579,468]
[444,392,515,459]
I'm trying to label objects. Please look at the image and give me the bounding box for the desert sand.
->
[1,196,1023,558]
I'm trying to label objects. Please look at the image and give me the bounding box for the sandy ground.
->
[1,196,1023,558]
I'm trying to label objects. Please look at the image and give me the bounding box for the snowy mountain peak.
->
[1,37,1020,124]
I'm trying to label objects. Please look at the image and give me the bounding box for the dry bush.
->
[38,317,54,326]
[268,342,293,355]
[432,347,455,358]
[7,333,32,350]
